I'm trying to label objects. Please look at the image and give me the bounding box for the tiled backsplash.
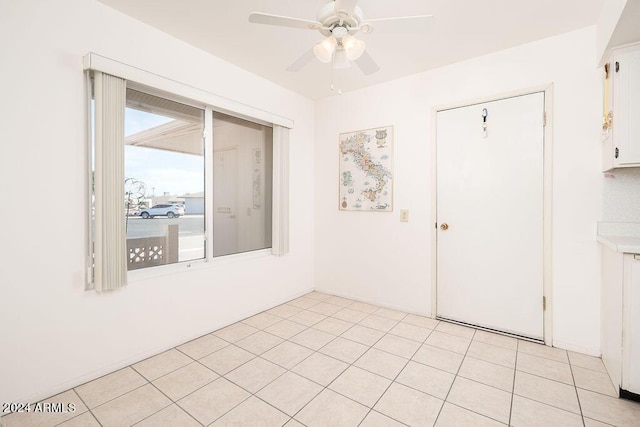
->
[602,168,640,222]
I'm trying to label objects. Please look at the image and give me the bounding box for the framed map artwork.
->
[339,126,393,211]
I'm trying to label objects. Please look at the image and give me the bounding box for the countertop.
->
[597,222,640,254]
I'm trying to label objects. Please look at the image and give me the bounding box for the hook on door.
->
[482,108,488,138]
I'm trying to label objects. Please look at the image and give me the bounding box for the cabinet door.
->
[622,254,640,394]
[614,46,640,165]
[601,245,623,393]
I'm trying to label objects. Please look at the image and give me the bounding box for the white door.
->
[436,92,545,340]
[213,148,239,256]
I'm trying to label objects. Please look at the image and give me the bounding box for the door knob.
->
[440,223,449,230]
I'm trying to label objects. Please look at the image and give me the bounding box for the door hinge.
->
[543,112,547,127]
[615,61,620,73]
[435,222,438,229]
[543,296,546,311]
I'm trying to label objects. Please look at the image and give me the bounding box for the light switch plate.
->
[400,209,409,222]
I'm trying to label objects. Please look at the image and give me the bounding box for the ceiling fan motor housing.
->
[317,1,364,36]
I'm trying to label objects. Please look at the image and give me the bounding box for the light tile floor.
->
[3,291,640,427]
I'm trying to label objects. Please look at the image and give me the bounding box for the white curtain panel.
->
[272,125,290,256]
[94,71,127,291]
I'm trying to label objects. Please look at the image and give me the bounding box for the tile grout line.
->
[31,390,77,427]
[494,341,613,424]
[87,373,173,427]
[201,307,359,425]
[198,392,254,426]
[432,327,477,426]
[445,327,528,425]
[517,349,571,365]
[145,336,258,425]
[292,314,405,423]
[80,381,150,420]
[144,342,256,426]
[353,315,410,426]
[514,366,620,398]
[567,361,611,375]
[128,381,190,427]
[352,313,432,427]
[437,374,521,425]
[508,338,519,426]
[77,391,104,427]
[56,389,102,427]
[184,347,284,424]
[201,315,324,425]
[509,394,584,419]
[282,310,410,426]
[566,355,587,427]
[132,349,197,375]
[245,294,366,425]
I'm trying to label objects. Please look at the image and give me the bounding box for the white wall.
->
[0,0,315,403]
[596,0,628,63]
[314,27,603,355]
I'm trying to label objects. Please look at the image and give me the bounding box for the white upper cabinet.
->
[616,45,640,165]
[602,43,640,171]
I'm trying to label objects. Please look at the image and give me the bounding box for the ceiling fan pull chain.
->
[330,57,335,92]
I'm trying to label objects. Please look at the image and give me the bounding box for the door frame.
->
[430,85,554,345]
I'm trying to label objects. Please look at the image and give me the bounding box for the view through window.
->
[212,112,272,257]
[124,90,205,270]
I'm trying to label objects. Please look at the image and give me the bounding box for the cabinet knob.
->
[440,223,449,231]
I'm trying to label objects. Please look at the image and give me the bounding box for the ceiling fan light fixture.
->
[342,35,366,60]
[313,36,337,63]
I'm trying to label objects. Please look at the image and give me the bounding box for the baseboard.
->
[551,339,600,357]
[313,287,432,318]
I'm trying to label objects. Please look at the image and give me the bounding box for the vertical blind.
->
[94,71,127,291]
[272,125,290,256]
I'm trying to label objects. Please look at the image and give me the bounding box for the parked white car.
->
[139,204,185,219]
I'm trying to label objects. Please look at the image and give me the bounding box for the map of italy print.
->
[339,126,393,211]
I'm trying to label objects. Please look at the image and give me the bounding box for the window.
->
[87,63,286,291]
[212,112,272,257]
[124,89,206,269]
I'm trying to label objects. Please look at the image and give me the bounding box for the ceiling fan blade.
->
[286,48,316,72]
[354,51,380,75]
[249,12,322,30]
[362,15,434,34]
[334,0,359,17]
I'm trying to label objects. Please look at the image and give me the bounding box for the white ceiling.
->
[98,0,604,100]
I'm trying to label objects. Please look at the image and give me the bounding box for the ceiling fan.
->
[248,0,434,75]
